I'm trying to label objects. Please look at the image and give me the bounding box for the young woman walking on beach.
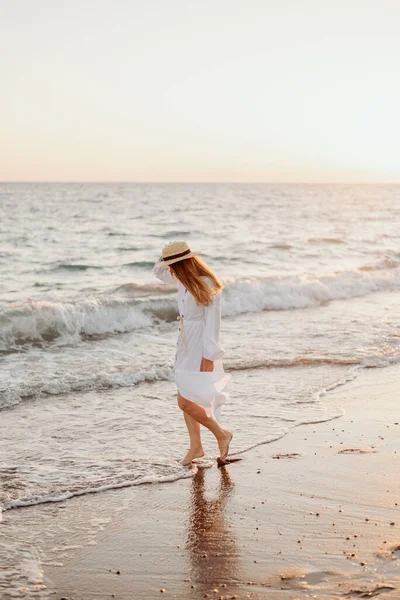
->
[152,241,233,466]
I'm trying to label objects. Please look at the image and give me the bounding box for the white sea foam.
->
[1,347,393,412]
[221,265,400,316]
[3,463,197,511]
[0,297,152,352]
[0,362,174,410]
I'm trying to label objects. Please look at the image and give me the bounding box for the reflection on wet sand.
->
[185,466,240,597]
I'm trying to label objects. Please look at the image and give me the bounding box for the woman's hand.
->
[200,357,214,372]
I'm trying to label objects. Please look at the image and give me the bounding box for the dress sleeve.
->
[152,256,178,285]
[202,291,225,361]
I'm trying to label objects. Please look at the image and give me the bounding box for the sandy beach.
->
[1,362,398,600]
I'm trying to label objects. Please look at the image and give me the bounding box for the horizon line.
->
[1,180,400,185]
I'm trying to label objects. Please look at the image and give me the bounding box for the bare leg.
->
[181,412,205,465]
[177,392,233,460]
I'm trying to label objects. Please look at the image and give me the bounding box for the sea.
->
[1,182,400,595]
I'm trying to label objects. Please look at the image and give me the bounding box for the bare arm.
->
[152,256,178,285]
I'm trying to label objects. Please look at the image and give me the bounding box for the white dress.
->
[152,257,232,423]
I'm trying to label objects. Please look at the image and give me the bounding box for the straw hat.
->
[160,240,201,266]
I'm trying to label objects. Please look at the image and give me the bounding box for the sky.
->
[1,0,400,183]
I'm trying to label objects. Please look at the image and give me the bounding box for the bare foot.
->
[218,430,233,461]
[181,447,205,466]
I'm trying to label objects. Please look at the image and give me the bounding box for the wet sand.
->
[3,363,400,599]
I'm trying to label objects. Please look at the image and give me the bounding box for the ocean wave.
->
[358,255,400,271]
[1,460,197,512]
[41,259,158,272]
[308,237,345,244]
[2,263,400,354]
[158,230,195,238]
[1,349,394,411]
[0,297,153,353]
[50,263,104,271]
[221,264,400,315]
[0,364,174,411]
[122,261,158,268]
[115,245,141,252]
[147,262,400,319]
[228,356,361,370]
[113,281,177,296]
[269,242,293,250]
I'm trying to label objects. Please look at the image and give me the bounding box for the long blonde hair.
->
[170,256,223,307]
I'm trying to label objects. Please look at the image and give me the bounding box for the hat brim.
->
[161,251,201,266]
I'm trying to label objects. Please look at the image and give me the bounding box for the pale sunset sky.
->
[1,0,399,183]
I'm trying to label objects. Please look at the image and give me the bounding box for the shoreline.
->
[2,363,400,599]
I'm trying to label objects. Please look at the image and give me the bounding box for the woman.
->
[152,240,233,466]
